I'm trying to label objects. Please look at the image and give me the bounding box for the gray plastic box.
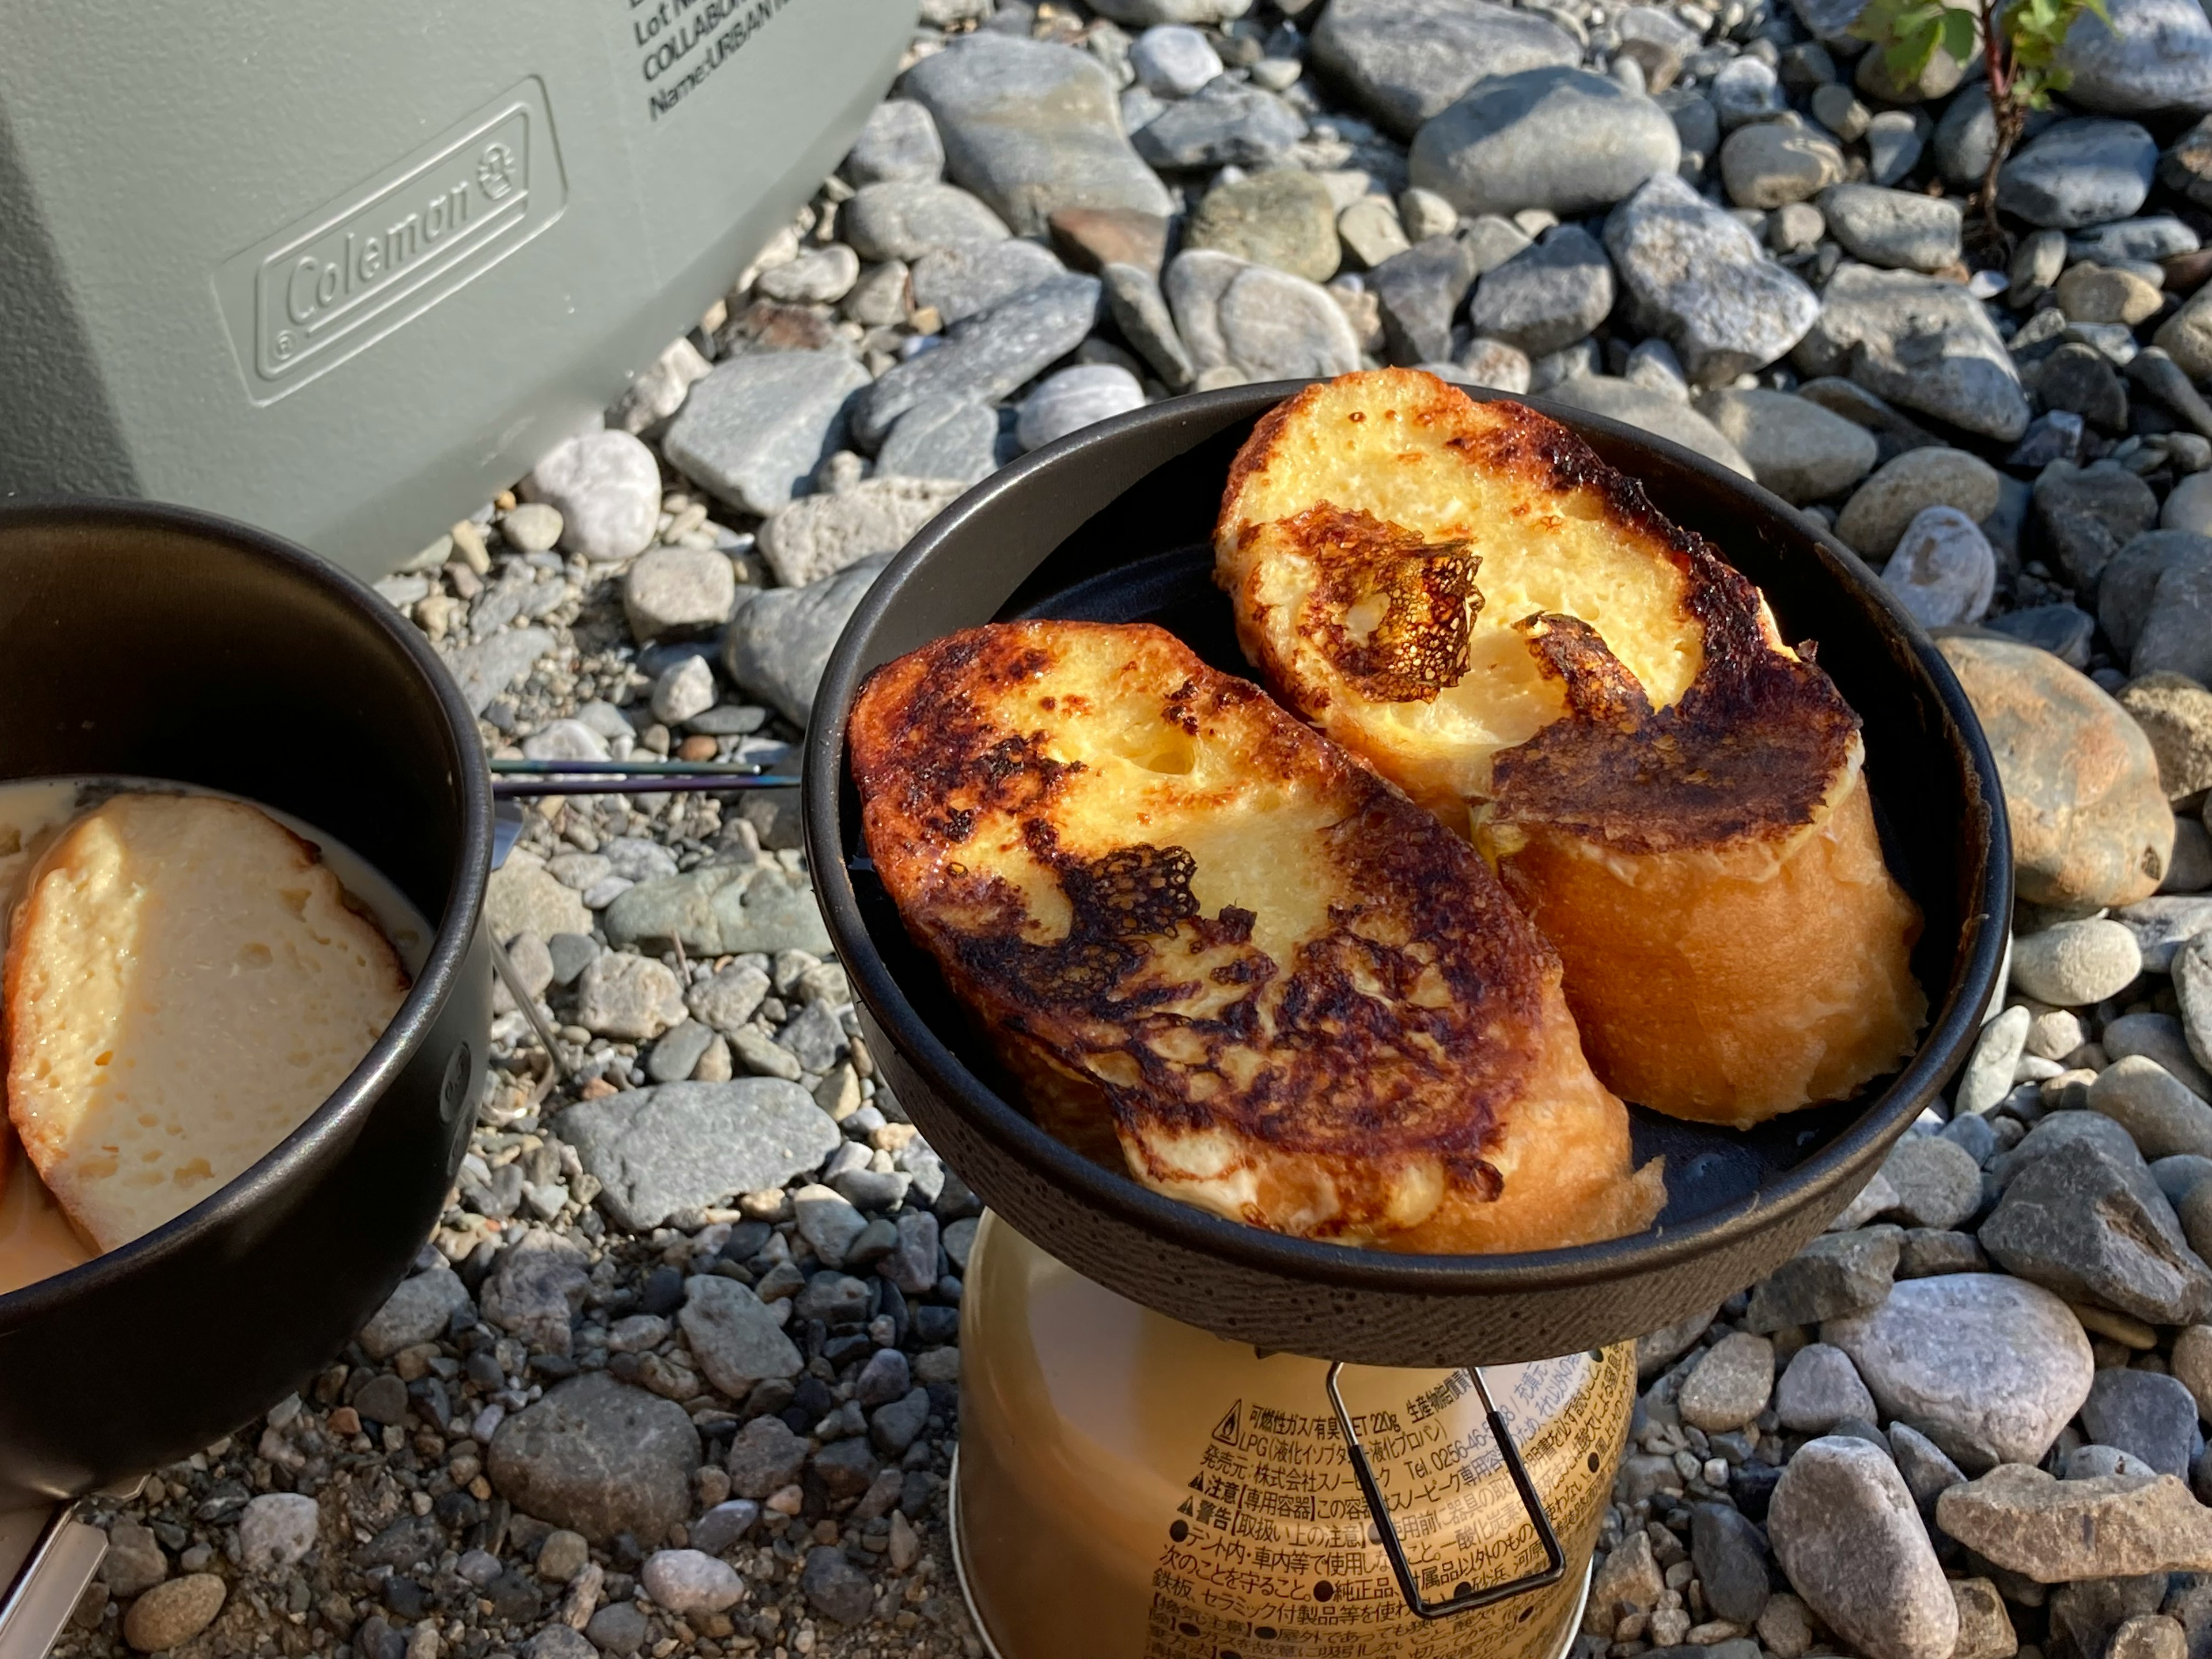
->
[0,0,912,575]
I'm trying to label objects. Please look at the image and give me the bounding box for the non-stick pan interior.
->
[810,382,2008,1362]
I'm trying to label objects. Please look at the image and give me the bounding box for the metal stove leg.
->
[0,1507,107,1659]
[1324,1362,1566,1620]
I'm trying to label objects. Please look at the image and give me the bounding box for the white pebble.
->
[237,1493,319,1571]
[641,1548,744,1616]
[2010,918,2143,1007]
[1131,24,1223,97]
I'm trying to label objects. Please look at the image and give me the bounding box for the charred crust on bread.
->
[1276,505,1480,704]
[1489,614,1860,854]
[848,620,1568,1239]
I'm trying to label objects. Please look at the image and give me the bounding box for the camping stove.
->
[952,1215,1631,1659]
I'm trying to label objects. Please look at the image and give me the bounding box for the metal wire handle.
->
[1324,1362,1566,1620]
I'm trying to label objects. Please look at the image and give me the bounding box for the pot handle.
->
[1324,1362,1566,1621]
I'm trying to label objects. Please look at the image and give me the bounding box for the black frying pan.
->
[804,382,2011,1368]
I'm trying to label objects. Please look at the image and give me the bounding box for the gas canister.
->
[955,1214,1634,1659]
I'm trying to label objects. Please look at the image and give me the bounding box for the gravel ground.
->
[39,0,2212,1652]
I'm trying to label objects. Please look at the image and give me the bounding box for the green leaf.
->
[1941,9,1979,61]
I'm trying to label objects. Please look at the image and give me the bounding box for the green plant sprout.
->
[1849,0,2113,250]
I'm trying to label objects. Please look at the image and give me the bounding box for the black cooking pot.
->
[806,381,2013,1368]
[0,501,491,1511]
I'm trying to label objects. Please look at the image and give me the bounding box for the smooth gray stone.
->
[852,274,1100,446]
[1467,225,1615,357]
[900,33,1172,235]
[1792,262,2029,441]
[1369,235,1480,365]
[1819,184,1961,274]
[2098,529,2212,662]
[1408,67,1681,219]
[1101,260,1196,388]
[1987,601,2095,667]
[1132,78,1307,169]
[2112,903,2212,975]
[2055,0,2212,115]
[487,1374,700,1546]
[1766,1438,1959,1659]
[1980,1137,2212,1324]
[557,1080,840,1230]
[1605,172,1820,385]
[2073,215,2202,263]
[874,395,1008,486]
[1310,0,1581,137]
[1541,375,1754,476]
[842,98,945,186]
[2079,1368,2200,1478]
[908,238,1067,324]
[840,180,1010,264]
[661,351,870,518]
[678,1275,802,1396]
[1822,1273,2094,1471]
[1998,118,2158,230]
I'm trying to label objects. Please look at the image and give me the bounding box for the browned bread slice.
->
[1216,369,1925,1127]
[848,620,1663,1252]
[5,793,410,1252]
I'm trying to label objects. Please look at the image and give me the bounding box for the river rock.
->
[124,1576,226,1654]
[2107,1012,2212,1098]
[1370,236,1480,365]
[1719,117,1847,209]
[2081,1368,2202,1477]
[908,238,1067,324]
[1540,375,1753,475]
[574,952,685,1042]
[2120,675,2212,800]
[759,476,964,588]
[721,554,888,730]
[1937,634,2174,908]
[1184,169,1340,282]
[487,851,592,945]
[1132,78,1307,169]
[2013,918,2145,1006]
[640,1550,743,1619]
[2056,0,2212,116]
[605,858,831,959]
[1694,388,1875,503]
[900,34,1172,234]
[1409,67,1681,219]
[661,352,871,518]
[679,1275,803,1396]
[853,274,1100,446]
[1015,364,1146,451]
[558,1081,840,1230]
[839,180,1009,264]
[1680,1332,1776,1430]
[843,99,945,186]
[2103,535,2212,684]
[1883,507,1995,627]
[1838,448,2002,558]
[1880,1135,1984,1229]
[1131,25,1222,97]
[2092,1056,2212,1159]
[875,396,1007,484]
[1468,226,1615,356]
[238,1493,319,1571]
[623,547,737,645]
[1775,1342,1880,1433]
[1164,249,1362,382]
[360,1264,474,1361]
[525,430,661,563]
[1747,1227,1902,1330]
[1937,1465,2212,1581]
[1980,1137,2212,1324]
[488,1374,700,1544]
[2036,460,2161,588]
[1793,263,2029,441]
[1820,184,1963,273]
[1604,173,1820,385]
[1823,1274,2093,1469]
[2159,286,2212,379]
[1998,118,2158,229]
[1309,0,1581,136]
[1767,1437,1959,1659]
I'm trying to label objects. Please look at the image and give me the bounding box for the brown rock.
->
[2120,672,2212,801]
[1183,171,1341,283]
[123,1574,226,1653]
[1048,206,1169,276]
[1934,1464,2212,1582]
[1949,1578,2018,1659]
[1938,634,2175,907]
[1585,1529,1665,1635]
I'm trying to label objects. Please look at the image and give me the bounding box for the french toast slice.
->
[5,793,411,1252]
[1217,370,1925,1127]
[849,621,1663,1252]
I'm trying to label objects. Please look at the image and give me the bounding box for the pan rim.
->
[803,379,2012,1301]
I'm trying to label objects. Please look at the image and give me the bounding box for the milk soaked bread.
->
[1217,369,1925,1127]
[4,793,410,1251]
[848,620,1663,1252]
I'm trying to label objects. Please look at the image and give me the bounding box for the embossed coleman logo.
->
[214,79,567,403]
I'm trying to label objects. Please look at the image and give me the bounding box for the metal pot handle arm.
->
[1324,1362,1566,1621]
